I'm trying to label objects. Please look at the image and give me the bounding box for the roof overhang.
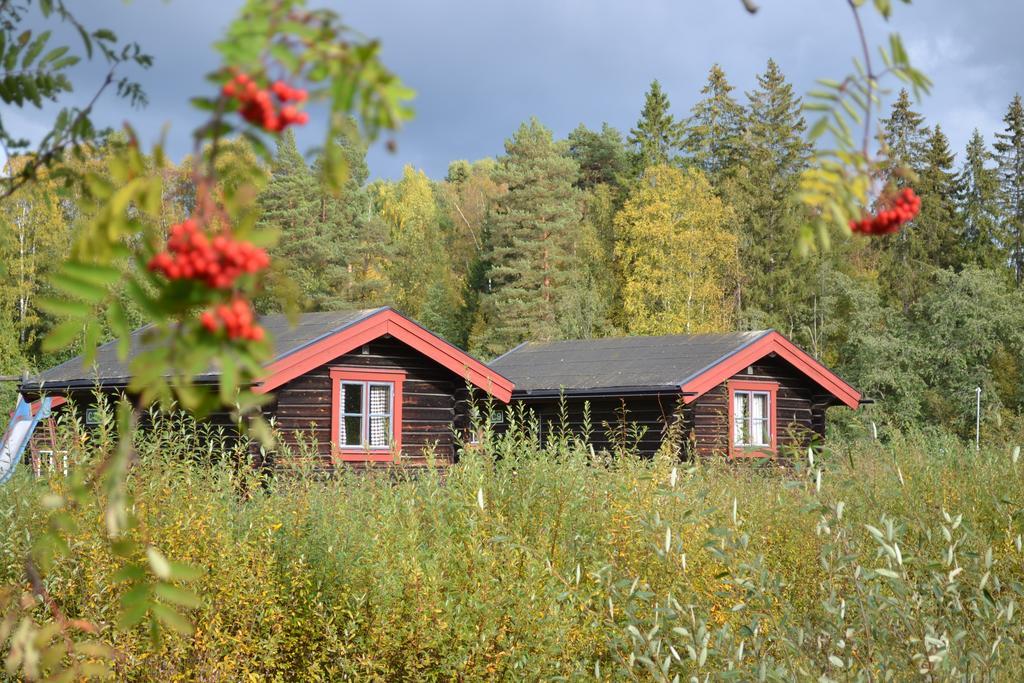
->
[256,308,515,402]
[678,330,861,409]
[512,386,683,399]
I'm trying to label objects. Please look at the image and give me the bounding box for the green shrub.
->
[2,414,1023,680]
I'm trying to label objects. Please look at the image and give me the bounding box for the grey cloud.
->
[17,0,1024,179]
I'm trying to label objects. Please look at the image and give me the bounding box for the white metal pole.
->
[975,386,982,451]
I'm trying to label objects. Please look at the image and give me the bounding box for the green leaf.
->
[146,546,172,580]
[809,117,830,141]
[39,45,68,67]
[51,270,108,303]
[41,318,83,352]
[82,320,101,366]
[219,353,238,405]
[154,583,203,609]
[150,603,194,636]
[167,561,204,582]
[37,297,90,319]
[22,30,50,69]
[107,300,131,358]
[111,563,147,583]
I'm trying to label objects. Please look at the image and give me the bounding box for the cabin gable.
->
[490,329,859,459]
[689,354,835,459]
[267,334,473,468]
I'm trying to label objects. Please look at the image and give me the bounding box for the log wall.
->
[269,334,467,468]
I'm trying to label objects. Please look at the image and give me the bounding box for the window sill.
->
[729,447,775,459]
[334,449,397,463]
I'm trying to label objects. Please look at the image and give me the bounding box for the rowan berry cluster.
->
[200,298,265,341]
[849,187,922,236]
[221,73,309,133]
[147,219,270,289]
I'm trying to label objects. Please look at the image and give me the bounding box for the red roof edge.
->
[255,308,515,403]
[680,331,861,409]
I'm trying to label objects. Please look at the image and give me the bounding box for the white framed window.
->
[733,390,771,447]
[338,381,394,449]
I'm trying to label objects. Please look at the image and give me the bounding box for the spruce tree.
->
[730,59,812,330]
[994,94,1024,287]
[470,119,583,357]
[684,64,745,183]
[914,125,963,270]
[880,89,929,171]
[957,129,1003,270]
[256,131,321,310]
[876,91,931,311]
[627,80,682,172]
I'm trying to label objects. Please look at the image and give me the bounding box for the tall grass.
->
[2,413,1023,680]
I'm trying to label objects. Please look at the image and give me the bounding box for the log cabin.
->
[16,307,514,468]
[487,330,862,458]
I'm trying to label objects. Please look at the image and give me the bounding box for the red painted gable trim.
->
[680,331,860,409]
[256,309,514,402]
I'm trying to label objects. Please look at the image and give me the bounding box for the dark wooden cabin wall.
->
[502,355,837,460]
[690,355,833,458]
[270,335,465,468]
[502,394,686,456]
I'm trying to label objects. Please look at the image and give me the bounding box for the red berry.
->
[200,310,218,332]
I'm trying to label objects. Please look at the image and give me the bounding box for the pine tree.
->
[729,59,811,331]
[614,165,738,334]
[567,123,630,191]
[627,80,682,172]
[957,130,1003,270]
[684,64,745,182]
[994,94,1024,287]
[470,119,583,357]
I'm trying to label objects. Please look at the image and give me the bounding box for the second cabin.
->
[488,330,862,458]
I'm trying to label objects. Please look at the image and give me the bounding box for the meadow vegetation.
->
[3,409,1024,680]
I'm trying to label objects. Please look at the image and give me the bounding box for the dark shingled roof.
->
[21,308,385,390]
[489,330,771,396]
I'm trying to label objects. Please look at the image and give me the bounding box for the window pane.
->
[369,416,390,447]
[733,392,749,446]
[750,417,764,446]
[343,416,362,446]
[733,417,747,446]
[752,393,768,420]
[751,393,769,446]
[343,383,363,414]
[369,384,391,415]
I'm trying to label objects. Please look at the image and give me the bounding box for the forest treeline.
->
[3,61,1024,438]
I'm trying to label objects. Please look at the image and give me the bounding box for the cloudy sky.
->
[13,1,1024,180]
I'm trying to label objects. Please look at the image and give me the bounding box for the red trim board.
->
[681,331,860,409]
[256,309,514,402]
[727,379,778,459]
[330,367,405,463]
